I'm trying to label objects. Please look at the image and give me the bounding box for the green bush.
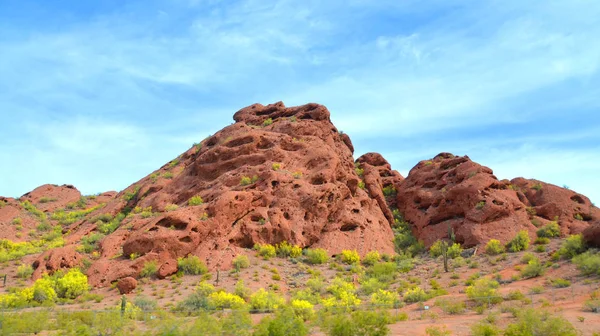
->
[520,252,536,264]
[276,241,302,258]
[504,308,578,336]
[370,289,399,308]
[305,248,329,264]
[471,323,501,336]
[322,310,391,336]
[485,239,505,255]
[263,118,274,126]
[426,326,452,336]
[174,282,214,311]
[572,251,600,276]
[340,250,361,264]
[291,299,315,321]
[208,291,246,309]
[556,234,586,259]
[366,262,398,283]
[520,258,545,278]
[80,233,105,253]
[435,298,465,314]
[536,222,560,238]
[249,288,285,312]
[177,255,208,275]
[360,278,387,295]
[255,243,277,259]
[254,307,309,336]
[534,237,550,245]
[233,255,250,270]
[362,251,381,266]
[54,268,89,299]
[466,278,502,305]
[506,230,530,252]
[403,286,428,303]
[188,196,204,206]
[140,260,158,278]
[550,278,571,288]
[16,264,34,278]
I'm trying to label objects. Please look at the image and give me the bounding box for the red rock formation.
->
[32,246,83,279]
[20,184,82,213]
[356,153,404,224]
[117,277,137,294]
[394,153,598,247]
[52,102,395,287]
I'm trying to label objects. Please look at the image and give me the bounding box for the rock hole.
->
[283,212,291,220]
[156,217,188,230]
[571,195,586,204]
[271,181,280,188]
[179,236,192,243]
[340,223,359,232]
[351,209,360,214]
[422,181,437,189]
[225,136,254,148]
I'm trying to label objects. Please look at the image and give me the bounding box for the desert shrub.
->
[392,210,425,256]
[471,322,501,336]
[305,248,329,264]
[165,203,179,212]
[534,245,546,253]
[363,251,381,266]
[16,264,34,278]
[133,295,157,311]
[556,234,587,259]
[97,212,125,234]
[425,326,451,336]
[306,277,325,293]
[520,252,536,264]
[0,311,51,334]
[254,307,309,336]
[485,239,505,255]
[572,251,600,276]
[188,196,204,206]
[140,261,158,278]
[263,118,273,126]
[175,282,215,311]
[504,308,578,336]
[536,221,560,238]
[370,289,399,307]
[435,298,465,314]
[534,237,550,245]
[396,258,414,273]
[208,291,246,309]
[276,241,302,258]
[403,286,428,303]
[177,255,208,275]
[233,255,250,270]
[505,290,526,302]
[322,291,361,309]
[366,261,398,283]
[340,250,361,264]
[466,278,502,305]
[506,230,530,252]
[520,258,545,278]
[322,310,391,336]
[429,240,461,258]
[360,278,387,295]
[255,243,277,259]
[55,268,89,299]
[249,288,285,312]
[550,278,571,288]
[290,299,315,320]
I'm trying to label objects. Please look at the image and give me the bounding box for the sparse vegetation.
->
[188,196,204,206]
[305,248,329,264]
[485,239,505,255]
[177,255,208,275]
[536,221,560,238]
[506,230,530,252]
[140,261,158,278]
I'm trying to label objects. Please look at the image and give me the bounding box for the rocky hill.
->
[1,102,598,289]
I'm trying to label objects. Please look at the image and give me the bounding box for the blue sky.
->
[1,0,599,203]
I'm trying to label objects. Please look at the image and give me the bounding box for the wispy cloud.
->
[0,0,598,203]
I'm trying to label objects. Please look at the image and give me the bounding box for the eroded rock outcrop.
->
[49,102,395,287]
[394,153,598,247]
